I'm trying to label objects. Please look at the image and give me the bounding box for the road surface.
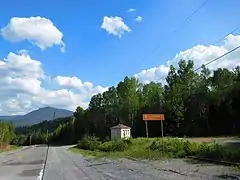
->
[0,145,239,180]
[0,145,46,180]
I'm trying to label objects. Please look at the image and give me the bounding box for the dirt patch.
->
[0,144,10,150]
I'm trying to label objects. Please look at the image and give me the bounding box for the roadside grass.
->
[70,136,240,163]
[0,145,19,153]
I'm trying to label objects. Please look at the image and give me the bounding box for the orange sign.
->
[143,114,165,121]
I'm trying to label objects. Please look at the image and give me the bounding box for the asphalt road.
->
[0,145,239,180]
[0,145,46,180]
[44,146,185,180]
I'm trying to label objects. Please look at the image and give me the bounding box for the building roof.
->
[111,123,131,129]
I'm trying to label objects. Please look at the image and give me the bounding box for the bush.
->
[78,135,100,151]
[149,138,240,162]
[78,136,132,152]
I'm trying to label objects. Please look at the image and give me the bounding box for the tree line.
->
[10,59,240,145]
[0,122,15,148]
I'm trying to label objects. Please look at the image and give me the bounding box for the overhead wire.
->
[194,45,240,72]
[156,27,240,82]
[165,44,240,92]
[139,0,210,65]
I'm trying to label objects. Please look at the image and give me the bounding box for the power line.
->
[190,27,239,61]
[194,45,240,72]
[157,27,240,82]
[140,0,210,64]
[165,44,240,86]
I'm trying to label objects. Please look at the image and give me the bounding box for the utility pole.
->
[46,129,49,144]
[52,111,56,121]
[29,135,32,146]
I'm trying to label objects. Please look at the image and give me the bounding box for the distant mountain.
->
[0,115,22,120]
[0,107,74,126]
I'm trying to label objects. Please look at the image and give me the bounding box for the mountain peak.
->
[0,107,74,126]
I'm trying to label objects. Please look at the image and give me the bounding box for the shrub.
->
[78,136,133,152]
[98,139,132,152]
[78,135,100,151]
[149,138,240,162]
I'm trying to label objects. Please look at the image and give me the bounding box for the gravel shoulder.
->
[83,156,240,180]
[69,147,240,180]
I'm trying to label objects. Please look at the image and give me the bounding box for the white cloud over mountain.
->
[0,51,108,115]
[1,16,65,52]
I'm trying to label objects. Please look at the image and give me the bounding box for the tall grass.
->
[150,138,240,162]
[78,135,132,152]
[75,136,240,162]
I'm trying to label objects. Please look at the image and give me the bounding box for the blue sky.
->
[0,0,240,114]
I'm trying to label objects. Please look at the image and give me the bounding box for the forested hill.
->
[0,107,74,126]
[3,60,240,146]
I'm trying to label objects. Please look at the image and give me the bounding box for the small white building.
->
[110,123,131,140]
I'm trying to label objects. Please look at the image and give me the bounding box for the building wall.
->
[111,128,120,140]
[111,128,131,140]
[121,128,131,139]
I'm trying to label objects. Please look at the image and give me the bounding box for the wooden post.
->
[145,121,151,158]
[145,121,149,138]
[161,119,164,153]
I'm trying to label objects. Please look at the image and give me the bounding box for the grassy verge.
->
[0,145,19,153]
[70,136,240,163]
[69,146,123,159]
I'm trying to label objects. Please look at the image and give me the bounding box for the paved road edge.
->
[37,145,49,180]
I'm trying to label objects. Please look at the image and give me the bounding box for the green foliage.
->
[13,60,240,150]
[98,139,132,152]
[77,135,132,152]
[78,135,100,151]
[75,61,240,139]
[12,116,73,146]
[11,134,27,146]
[149,138,240,162]
[0,122,15,146]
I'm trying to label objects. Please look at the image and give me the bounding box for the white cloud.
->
[134,34,240,84]
[101,16,131,37]
[54,76,86,90]
[54,76,108,94]
[127,8,136,12]
[0,52,108,115]
[134,65,170,84]
[135,16,143,23]
[1,16,65,52]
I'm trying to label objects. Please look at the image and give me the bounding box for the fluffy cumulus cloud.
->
[135,16,143,23]
[54,76,108,94]
[0,51,108,115]
[134,34,240,84]
[101,16,131,37]
[1,16,65,52]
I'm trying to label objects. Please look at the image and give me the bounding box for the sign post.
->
[161,119,164,152]
[142,113,165,158]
